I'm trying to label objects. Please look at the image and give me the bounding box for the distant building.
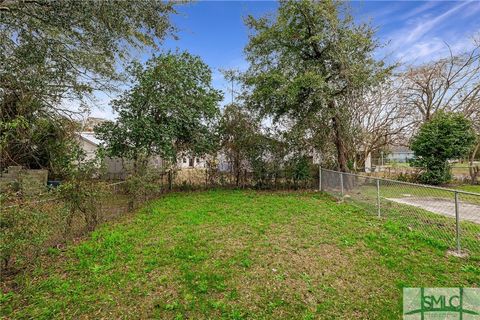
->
[77,132,102,161]
[76,116,234,176]
[76,131,127,179]
[75,131,232,179]
[178,156,207,169]
[386,146,414,163]
[81,117,108,132]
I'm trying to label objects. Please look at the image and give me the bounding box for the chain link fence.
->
[3,166,478,275]
[319,168,480,257]
[1,181,132,274]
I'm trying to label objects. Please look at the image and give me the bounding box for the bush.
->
[395,172,420,183]
[124,170,163,209]
[58,180,103,233]
[286,155,312,189]
[0,201,59,272]
[411,112,476,185]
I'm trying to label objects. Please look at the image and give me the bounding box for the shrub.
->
[286,155,312,189]
[411,112,476,185]
[124,169,163,209]
[58,180,103,233]
[0,201,56,272]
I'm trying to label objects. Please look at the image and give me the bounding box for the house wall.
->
[0,166,48,195]
[177,156,206,169]
[387,151,414,163]
[77,137,98,161]
[216,152,231,172]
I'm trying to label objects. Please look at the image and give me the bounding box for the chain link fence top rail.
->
[319,167,480,257]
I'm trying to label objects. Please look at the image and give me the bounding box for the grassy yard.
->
[455,184,480,194]
[1,190,479,319]
[341,180,480,206]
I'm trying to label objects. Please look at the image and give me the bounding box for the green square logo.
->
[404,288,480,319]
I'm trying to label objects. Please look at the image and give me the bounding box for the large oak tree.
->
[243,0,389,171]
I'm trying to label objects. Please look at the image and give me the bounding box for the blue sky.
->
[91,0,480,120]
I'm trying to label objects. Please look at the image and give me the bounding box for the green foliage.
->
[123,169,164,210]
[0,109,80,177]
[0,203,51,271]
[1,0,178,106]
[1,0,178,171]
[243,0,389,171]
[57,153,105,232]
[219,103,317,188]
[411,112,476,185]
[95,52,222,172]
[286,155,312,188]
[219,103,264,185]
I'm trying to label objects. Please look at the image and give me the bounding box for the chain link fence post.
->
[376,178,381,218]
[319,165,322,192]
[454,191,461,254]
[340,172,344,201]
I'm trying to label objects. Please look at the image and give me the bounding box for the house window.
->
[183,158,187,163]
[189,158,194,167]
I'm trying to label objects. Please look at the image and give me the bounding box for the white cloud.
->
[398,1,439,21]
[395,37,447,63]
[404,1,470,44]
[381,1,479,65]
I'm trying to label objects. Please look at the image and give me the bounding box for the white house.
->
[177,155,207,169]
[77,132,102,161]
[76,132,127,179]
[76,132,234,178]
[386,146,414,163]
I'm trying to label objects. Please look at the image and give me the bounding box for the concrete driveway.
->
[385,197,480,224]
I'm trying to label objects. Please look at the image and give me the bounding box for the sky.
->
[90,0,480,120]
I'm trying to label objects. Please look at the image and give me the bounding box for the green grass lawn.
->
[455,184,480,194]
[1,190,479,319]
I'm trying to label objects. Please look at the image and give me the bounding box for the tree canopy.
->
[411,112,476,185]
[95,52,222,172]
[243,0,389,171]
[0,0,179,172]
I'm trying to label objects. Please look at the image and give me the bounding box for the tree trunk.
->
[234,153,241,187]
[331,113,348,172]
[170,170,174,190]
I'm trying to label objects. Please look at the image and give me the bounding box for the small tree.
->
[95,52,222,174]
[219,103,262,186]
[411,112,476,185]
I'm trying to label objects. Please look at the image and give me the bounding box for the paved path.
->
[385,197,480,224]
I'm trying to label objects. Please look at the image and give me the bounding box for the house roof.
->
[77,132,103,146]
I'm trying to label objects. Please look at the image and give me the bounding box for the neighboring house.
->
[386,146,414,163]
[77,132,102,161]
[76,132,127,178]
[76,132,231,178]
[178,155,207,169]
[216,152,232,172]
